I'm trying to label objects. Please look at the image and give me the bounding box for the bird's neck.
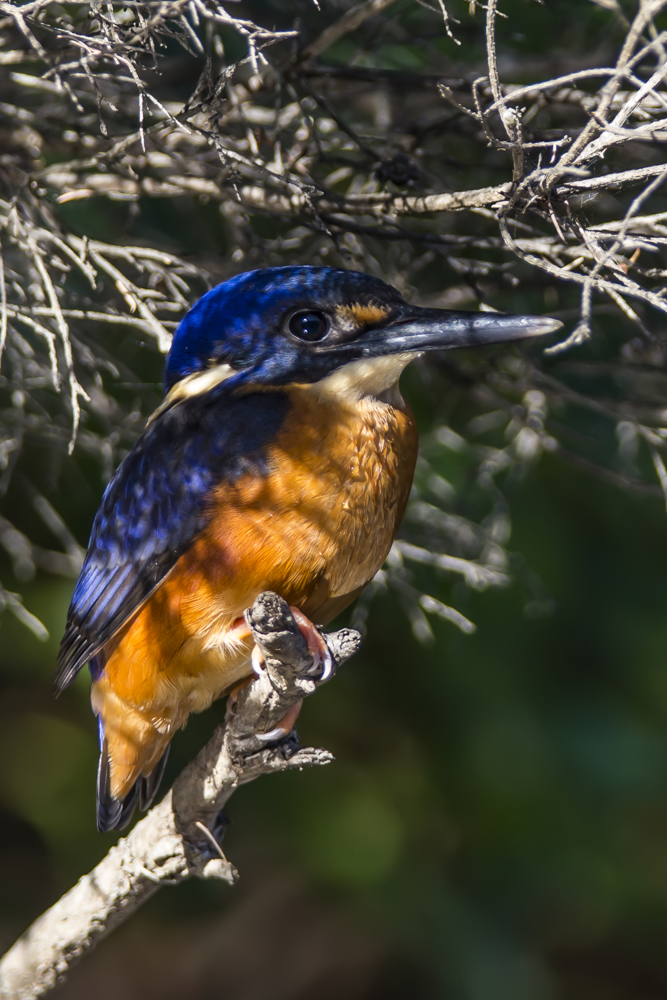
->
[305,353,418,409]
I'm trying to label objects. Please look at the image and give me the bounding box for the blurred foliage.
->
[2,0,667,998]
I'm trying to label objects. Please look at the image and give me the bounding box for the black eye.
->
[288,310,329,342]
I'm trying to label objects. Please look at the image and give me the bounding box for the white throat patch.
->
[313,353,419,404]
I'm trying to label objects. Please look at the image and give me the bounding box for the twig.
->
[300,0,400,62]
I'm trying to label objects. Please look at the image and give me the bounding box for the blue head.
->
[164,265,560,396]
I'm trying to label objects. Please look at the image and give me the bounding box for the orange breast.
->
[95,384,417,798]
[202,383,417,620]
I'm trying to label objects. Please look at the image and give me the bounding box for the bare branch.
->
[0,593,362,1000]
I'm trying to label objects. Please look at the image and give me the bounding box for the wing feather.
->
[55,388,289,694]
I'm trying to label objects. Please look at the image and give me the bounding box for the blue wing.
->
[56,387,289,694]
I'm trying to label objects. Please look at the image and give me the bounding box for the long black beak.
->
[357,306,562,356]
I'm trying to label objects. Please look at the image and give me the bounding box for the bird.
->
[56,265,561,832]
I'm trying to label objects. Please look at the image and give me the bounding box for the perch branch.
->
[0,593,361,1000]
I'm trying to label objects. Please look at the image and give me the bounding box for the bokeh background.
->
[3,0,667,997]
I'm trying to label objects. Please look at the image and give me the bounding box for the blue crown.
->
[164,265,403,391]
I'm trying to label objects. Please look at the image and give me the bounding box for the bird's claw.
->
[255,698,302,742]
[250,644,265,676]
[248,606,334,683]
[248,604,329,744]
[193,815,229,862]
[289,606,334,683]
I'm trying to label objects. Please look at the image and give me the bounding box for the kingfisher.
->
[56,266,560,832]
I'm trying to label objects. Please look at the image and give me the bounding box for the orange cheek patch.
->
[338,303,392,326]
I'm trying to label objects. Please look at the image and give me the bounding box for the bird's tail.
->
[91,673,173,832]
[96,739,170,832]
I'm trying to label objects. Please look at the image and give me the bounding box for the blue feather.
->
[56,386,290,693]
[58,265,405,695]
[164,265,403,390]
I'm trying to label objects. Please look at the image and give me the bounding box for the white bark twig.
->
[0,592,361,1000]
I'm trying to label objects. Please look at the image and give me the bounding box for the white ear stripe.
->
[148,364,235,424]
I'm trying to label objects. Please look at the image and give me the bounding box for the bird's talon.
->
[256,725,289,743]
[318,647,334,683]
[256,698,302,743]
[251,645,265,676]
[194,819,229,863]
[288,607,334,683]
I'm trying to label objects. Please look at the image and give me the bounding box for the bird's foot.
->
[211,807,230,845]
[250,643,265,677]
[243,604,331,744]
[226,676,251,713]
[191,810,230,860]
[289,607,335,682]
[255,698,303,743]
[250,606,333,683]
[227,656,301,744]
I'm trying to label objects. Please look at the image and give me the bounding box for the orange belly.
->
[93,384,418,798]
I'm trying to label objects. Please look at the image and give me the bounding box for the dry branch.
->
[0,592,362,1000]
